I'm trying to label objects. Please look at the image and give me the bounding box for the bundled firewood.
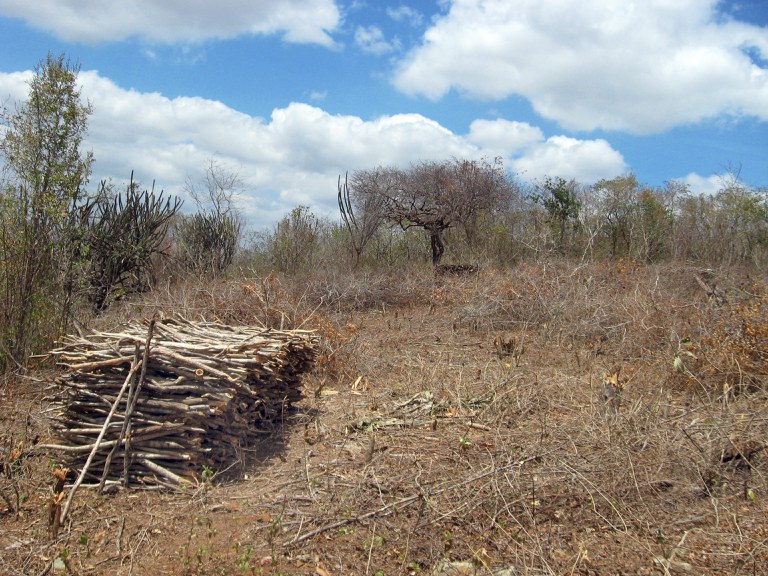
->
[43,317,318,488]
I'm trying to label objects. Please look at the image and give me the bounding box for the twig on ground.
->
[284,450,554,546]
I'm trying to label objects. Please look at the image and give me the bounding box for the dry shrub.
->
[308,313,361,378]
[454,260,701,362]
[114,269,420,380]
[700,282,768,395]
[297,265,437,312]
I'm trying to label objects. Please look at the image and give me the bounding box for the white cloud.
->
[0,69,627,227]
[0,0,340,46]
[386,6,423,27]
[355,25,400,55]
[681,172,722,195]
[466,119,625,183]
[392,0,768,133]
[467,119,544,155]
[309,90,328,101]
[511,136,627,183]
[0,70,31,100]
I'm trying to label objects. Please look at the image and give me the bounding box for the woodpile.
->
[43,317,318,489]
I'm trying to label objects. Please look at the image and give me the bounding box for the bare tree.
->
[177,159,244,275]
[351,158,511,265]
[185,158,242,221]
[338,171,386,267]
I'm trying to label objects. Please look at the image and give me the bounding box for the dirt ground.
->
[1,262,767,575]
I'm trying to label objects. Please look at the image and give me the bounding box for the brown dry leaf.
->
[53,467,69,480]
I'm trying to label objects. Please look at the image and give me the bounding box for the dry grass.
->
[1,260,767,575]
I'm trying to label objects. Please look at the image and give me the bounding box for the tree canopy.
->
[346,158,513,264]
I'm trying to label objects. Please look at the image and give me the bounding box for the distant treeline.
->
[1,53,766,373]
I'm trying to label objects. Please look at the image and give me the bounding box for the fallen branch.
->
[285,493,422,547]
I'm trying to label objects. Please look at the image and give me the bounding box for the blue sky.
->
[0,0,766,227]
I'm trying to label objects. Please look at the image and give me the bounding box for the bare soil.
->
[2,261,767,575]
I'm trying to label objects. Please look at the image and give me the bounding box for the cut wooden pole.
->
[123,319,155,487]
[139,458,192,486]
[59,354,143,525]
[98,319,155,492]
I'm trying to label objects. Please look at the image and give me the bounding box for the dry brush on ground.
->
[1,260,767,575]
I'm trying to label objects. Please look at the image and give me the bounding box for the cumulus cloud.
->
[0,69,476,225]
[0,0,340,45]
[511,136,627,183]
[467,119,544,155]
[466,119,626,183]
[392,0,768,133]
[682,172,723,195]
[0,70,627,226]
[355,25,400,55]
[0,69,31,100]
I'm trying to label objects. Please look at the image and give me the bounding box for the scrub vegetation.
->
[1,54,767,576]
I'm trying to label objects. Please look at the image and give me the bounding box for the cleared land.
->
[1,261,767,575]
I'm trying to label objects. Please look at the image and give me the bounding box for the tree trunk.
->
[430,229,445,265]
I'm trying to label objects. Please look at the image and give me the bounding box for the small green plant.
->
[79,531,91,558]
[442,530,453,553]
[195,545,209,571]
[234,543,254,572]
[407,561,422,574]
[201,465,216,485]
[459,436,472,449]
[267,516,283,565]
[176,515,221,575]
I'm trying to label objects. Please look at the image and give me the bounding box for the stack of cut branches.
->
[43,317,317,489]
